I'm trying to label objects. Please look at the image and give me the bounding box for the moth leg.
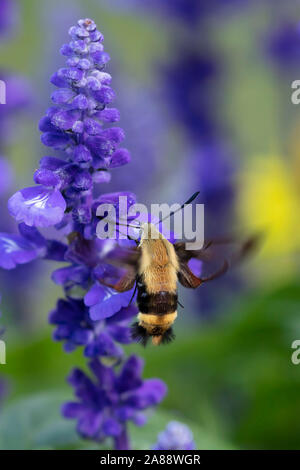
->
[127,281,137,306]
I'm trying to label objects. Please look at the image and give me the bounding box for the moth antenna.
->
[117,216,142,229]
[115,227,139,244]
[101,217,140,243]
[157,191,200,225]
[127,282,137,306]
[117,222,140,229]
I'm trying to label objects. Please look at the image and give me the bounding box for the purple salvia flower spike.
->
[8,17,131,230]
[63,356,167,448]
[0,17,168,450]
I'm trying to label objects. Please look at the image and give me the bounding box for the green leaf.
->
[0,391,81,450]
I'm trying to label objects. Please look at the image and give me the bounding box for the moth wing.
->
[98,244,140,293]
[102,244,141,269]
[98,269,136,293]
[174,234,260,289]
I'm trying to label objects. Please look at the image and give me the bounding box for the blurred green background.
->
[0,0,300,450]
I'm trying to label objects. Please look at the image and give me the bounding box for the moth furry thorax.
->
[138,223,179,293]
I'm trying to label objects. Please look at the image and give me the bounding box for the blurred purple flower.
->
[266,22,300,68]
[0,5,40,331]
[0,157,13,197]
[0,0,18,38]
[107,79,162,197]
[162,47,222,143]
[192,142,236,231]
[149,0,250,25]
[153,421,195,450]
[0,379,8,407]
[62,356,167,449]
[0,73,32,144]
[105,0,250,26]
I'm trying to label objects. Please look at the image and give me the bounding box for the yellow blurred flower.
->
[238,155,300,280]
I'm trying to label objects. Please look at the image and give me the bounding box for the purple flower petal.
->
[50,71,69,88]
[51,109,80,131]
[108,325,132,344]
[18,223,45,247]
[97,191,136,208]
[33,168,60,187]
[61,402,86,418]
[84,331,123,358]
[38,116,55,133]
[91,52,110,68]
[88,287,134,321]
[84,283,106,307]
[109,148,131,168]
[8,186,66,227]
[52,264,90,286]
[126,379,167,409]
[89,358,115,386]
[101,127,125,144]
[93,170,111,184]
[116,405,135,422]
[51,88,75,104]
[133,413,147,427]
[41,132,71,149]
[73,144,93,163]
[102,418,122,437]
[58,67,84,82]
[67,368,101,404]
[106,305,138,324]
[71,94,89,110]
[116,355,144,393]
[0,233,43,269]
[85,135,114,159]
[77,410,102,438]
[84,118,102,135]
[39,156,67,171]
[96,108,120,122]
